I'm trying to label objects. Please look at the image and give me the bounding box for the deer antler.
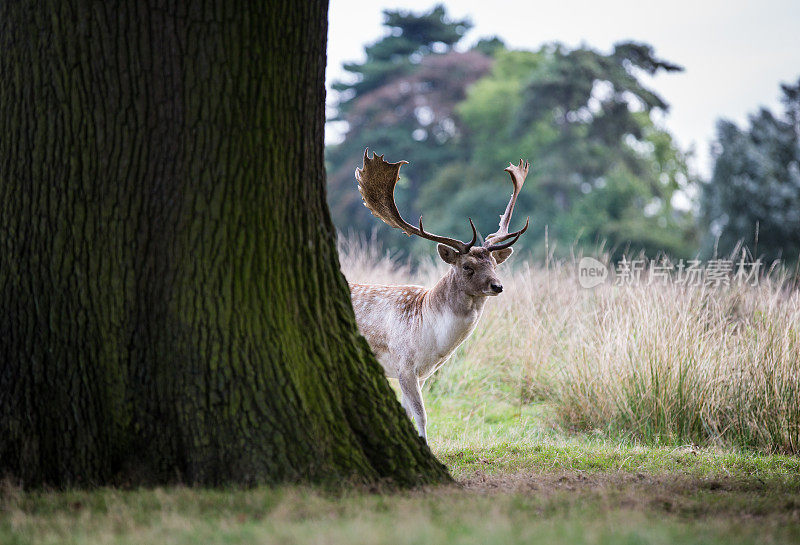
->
[356,149,477,254]
[483,159,530,251]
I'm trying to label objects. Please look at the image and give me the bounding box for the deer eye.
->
[462,265,474,274]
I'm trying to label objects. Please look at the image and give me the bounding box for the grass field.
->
[341,237,800,456]
[3,400,799,545]
[2,243,799,544]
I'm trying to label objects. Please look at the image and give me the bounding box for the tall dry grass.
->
[339,236,800,455]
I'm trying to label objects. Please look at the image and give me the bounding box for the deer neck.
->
[424,268,487,320]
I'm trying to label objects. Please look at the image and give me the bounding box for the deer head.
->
[355,149,529,297]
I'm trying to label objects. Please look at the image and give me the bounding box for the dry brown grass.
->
[339,236,800,455]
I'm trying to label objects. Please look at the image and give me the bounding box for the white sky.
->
[325,0,800,178]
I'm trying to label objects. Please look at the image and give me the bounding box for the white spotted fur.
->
[349,246,509,442]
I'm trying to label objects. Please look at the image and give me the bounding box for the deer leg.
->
[399,372,427,442]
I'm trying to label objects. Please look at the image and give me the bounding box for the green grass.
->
[3,398,800,545]
[4,481,799,545]
[427,397,800,482]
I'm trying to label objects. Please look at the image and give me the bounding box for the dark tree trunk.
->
[0,1,450,487]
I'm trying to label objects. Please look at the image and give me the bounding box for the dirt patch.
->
[460,469,656,493]
[458,469,789,494]
[455,470,800,521]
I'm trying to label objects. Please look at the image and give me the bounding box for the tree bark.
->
[0,0,450,487]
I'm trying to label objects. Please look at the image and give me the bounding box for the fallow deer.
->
[349,149,529,441]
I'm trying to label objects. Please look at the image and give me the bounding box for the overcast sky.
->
[325,0,800,177]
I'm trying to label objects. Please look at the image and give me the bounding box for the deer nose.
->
[490,283,503,293]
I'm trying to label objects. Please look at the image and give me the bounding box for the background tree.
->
[331,4,472,115]
[326,5,486,254]
[701,78,800,263]
[326,5,698,259]
[418,42,698,258]
[0,0,449,488]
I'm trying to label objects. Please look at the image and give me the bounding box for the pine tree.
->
[701,78,800,262]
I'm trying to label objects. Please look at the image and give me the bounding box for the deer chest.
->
[414,309,480,377]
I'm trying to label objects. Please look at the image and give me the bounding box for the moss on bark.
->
[0,0,450,488]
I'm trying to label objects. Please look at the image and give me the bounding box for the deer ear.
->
[437,244,459,264]
[492,247,513,264]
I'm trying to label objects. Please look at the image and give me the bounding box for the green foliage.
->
[472,36,505,56]
[700,78,800,263]
[420,43,698,258]
[326,6,698,259]
[326,5,488,254]
[331,4,472,115]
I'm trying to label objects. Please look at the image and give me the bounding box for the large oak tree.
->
[0,1,449,487]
